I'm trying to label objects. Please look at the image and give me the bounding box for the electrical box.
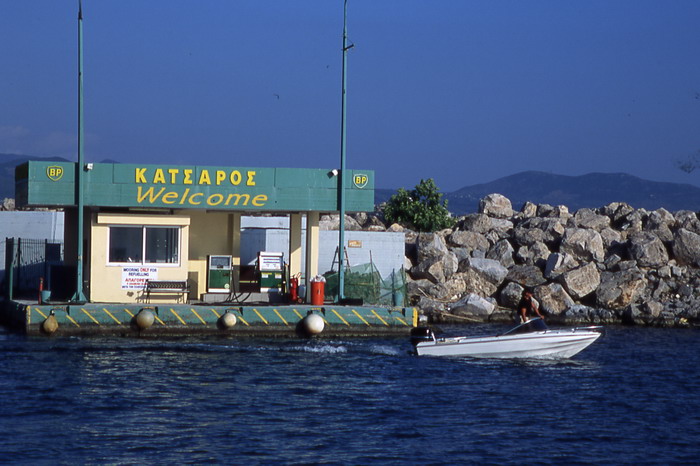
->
[257,251,284,292]
[207,255,233,293]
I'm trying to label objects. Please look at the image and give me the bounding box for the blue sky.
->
[2,1,700,192]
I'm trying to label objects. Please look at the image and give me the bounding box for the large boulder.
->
[462,257,509,285]
[559,262,601,300]
[410,256,447,284]
[672,228,700,266]
[544,252,580,279]
[448,230,489,253]
[600,202,635,224]
[416,233,449,263]
[499,282,525,308]
[573,208,611,231]
[506,265,547,288]
[595,269,647,310]
[560,228,605,262]
[515,242,550,267]
[514,218,565,247]
[628,232,669,268]
[451,293,496,318]
[533,283,575,315]
[479,193,513,218]
[487,239,515,267]
[459,213,494,235]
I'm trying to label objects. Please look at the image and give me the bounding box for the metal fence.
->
[3,238,64,299]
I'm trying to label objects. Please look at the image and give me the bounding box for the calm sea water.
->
[1,324,699,465]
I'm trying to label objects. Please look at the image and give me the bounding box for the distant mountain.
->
[376,172,700,215]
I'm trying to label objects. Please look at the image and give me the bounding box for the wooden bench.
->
[144,279,190,303]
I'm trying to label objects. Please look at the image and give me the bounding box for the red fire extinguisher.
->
[289,273,302,303]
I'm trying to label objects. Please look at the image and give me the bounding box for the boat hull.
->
[415,329,602,359]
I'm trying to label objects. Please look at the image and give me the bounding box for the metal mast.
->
[71,0,87,302]
[338,0,349,302]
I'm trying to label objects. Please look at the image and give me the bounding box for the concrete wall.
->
[0,211,64,288]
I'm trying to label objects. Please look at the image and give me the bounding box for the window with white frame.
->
[108,226,180,264]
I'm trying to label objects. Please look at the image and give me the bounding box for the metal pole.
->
[338,0,349,302]
[71,0,87,302]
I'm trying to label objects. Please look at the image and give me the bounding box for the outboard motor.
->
[410,326,435,346]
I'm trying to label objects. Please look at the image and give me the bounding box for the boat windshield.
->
[502,318,549,336]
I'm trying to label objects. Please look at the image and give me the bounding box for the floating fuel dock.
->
[1,300,418,338]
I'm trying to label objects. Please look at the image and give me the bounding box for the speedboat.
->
[410,318,602,359]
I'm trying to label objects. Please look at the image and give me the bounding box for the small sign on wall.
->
[348,240,362,248]
[122,267,158,289]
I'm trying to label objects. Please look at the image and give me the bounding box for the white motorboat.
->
[410,318,602,359]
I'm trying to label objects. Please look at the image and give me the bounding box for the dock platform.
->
[0,299,418,337]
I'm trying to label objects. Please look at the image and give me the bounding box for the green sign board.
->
[16,162,375,212]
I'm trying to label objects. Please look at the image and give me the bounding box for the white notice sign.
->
[122,267,158,290]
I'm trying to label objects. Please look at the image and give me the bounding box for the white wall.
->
[240,224,405,279]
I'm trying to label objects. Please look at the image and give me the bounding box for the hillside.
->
[376,172,700,215]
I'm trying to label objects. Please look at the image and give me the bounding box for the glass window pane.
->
[145,227,179,264]
[109,227,143,263]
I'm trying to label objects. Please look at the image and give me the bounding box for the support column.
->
[229,213,241,291]
[305,212,320,302]
[289,213,303,279]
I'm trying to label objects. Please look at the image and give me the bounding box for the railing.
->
[3,238,64,299]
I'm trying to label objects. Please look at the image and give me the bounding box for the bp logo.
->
[353,174,368,189]
[46,166,64,181]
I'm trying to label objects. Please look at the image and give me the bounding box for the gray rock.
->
[559,262,601,300]
[410,256,446,284]
[416,233,449,263]
[599,227,623,249]
[534,283,574,315]
[464,257,509,285]
[515,241,550,267]
[459,213,494,235]
[545,252,580,279]
[520,202,537,218]
[479,193,513,218]
[560,228,605,262]
[628,232,669,268]
[448,230,489,252]
[320,214,363,231]
[506,265,547,288]
[487,239,515,267]
[600,202,635,223]
[596,269,647,310]
[460,269,499,297]
[499,282,525,308]
[573,208,611,231]
[537,204,555,217]
[451,293,496,317]
[672,228,700,266]
[674,211,700,233]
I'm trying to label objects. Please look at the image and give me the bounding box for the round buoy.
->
[41,312,58,335]
[135,309,155,330]
[302,313,325,336]
[219,311,237,329]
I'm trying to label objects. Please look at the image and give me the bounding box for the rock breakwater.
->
[343,194,700,327]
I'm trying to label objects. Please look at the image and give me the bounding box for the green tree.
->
[383,178,454,232]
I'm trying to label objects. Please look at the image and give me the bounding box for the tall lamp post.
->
[337,0,351,302]
[71,0,87,303]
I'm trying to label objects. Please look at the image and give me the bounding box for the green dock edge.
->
[1,299,419,338]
